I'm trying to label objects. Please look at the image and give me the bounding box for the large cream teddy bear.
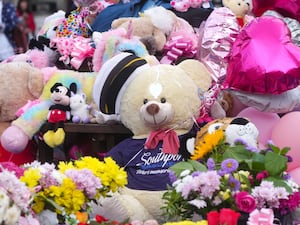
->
[0,62,45,124]
[90,52,212,222]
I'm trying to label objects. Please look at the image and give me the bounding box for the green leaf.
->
[250,153,265,172]
[264,177,293,193]
[188,159,207,172]
[223,146,253,162]
[280,147,290,155]
[270,144,281,154]
[265,152,287,176]
[169,161,194,176]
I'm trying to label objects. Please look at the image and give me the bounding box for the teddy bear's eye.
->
[160,98,166,103]
[143,99,148,104]
[238,3,241,5]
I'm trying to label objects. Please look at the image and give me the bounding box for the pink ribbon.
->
[70,37,95,69]
[144,129,180,154]
[197,83,221,123]
[51,37,94,69]
[160,35,197,64]
[247,208,275,225]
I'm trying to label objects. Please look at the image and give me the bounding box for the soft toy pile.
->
[1,0,300,224]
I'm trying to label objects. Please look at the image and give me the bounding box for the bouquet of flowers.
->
[161,119,300,224]
[20,156,128,225]
[0,163,40,225]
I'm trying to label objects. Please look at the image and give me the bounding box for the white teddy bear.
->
[91,52,212,223]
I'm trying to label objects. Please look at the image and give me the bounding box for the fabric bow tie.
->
[144,129,180,154]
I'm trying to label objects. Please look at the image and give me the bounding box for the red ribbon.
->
[144,129,180,154]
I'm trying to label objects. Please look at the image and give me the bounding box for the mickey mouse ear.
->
[93,52,149,117]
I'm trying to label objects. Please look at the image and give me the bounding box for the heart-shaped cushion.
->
[223,16,300,94]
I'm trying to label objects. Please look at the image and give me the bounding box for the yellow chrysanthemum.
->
[47,178,85,214]
[75,157,128,194]
[74,156,104,173]
[57,161,76,173]
[163,220,208,225]
[191,129,224,160]
[20,168,41,188]
[31,196,46,214]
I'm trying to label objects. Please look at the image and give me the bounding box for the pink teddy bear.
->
[170,0,211,12]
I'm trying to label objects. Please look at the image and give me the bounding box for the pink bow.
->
[70,37,95,69]
[247,208,275,225]
[197,83,221,123]
[50,37,94,69]
[160,35,197,64]
[144,130,180,154]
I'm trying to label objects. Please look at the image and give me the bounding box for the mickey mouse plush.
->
[43,82,77,148]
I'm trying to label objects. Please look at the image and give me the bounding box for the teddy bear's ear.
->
[111,18,132,29]
[177,59,212,92]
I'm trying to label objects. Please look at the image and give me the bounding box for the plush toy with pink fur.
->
[2,49,52,69]
[170,0,211,12]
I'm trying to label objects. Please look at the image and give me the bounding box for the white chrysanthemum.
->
[3,204,21,225]
[51,170,66,184]
[180,169,191,178]
[37,209,59,225]
[188,199,207,209]
[0,189,9,223]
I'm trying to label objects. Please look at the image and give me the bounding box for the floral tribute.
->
[18,156,128,225]
[0,163,39,224]
[161,128,300,224]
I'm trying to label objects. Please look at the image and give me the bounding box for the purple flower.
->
[168,170,177,183]
[286,155,293,163]
[221,158,239,174]
[228,175,241,191]
[191,171,201,177]
[207,157,215,170]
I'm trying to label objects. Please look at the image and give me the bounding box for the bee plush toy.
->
[43,82,77,148]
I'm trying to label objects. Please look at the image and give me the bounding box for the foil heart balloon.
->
[252,0,300,21]
[223,16,300,95]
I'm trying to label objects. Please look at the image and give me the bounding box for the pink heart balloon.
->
[252,0,300,21]
[223,16,300,95]
[274,0,300,21]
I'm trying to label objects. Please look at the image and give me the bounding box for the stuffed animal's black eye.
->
[238,3,241,5]
[161,98,166,103]
[143,99,148,104]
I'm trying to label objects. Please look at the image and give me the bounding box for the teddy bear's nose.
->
[146,103,160,115]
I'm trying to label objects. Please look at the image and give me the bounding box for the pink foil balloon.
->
[224,16,300,95]
[252,0,300,21]
[198,7,240,82]
[271,112,300,171]
[288,167,300,186]
[237,107,280,147]
[274,0,300,21]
